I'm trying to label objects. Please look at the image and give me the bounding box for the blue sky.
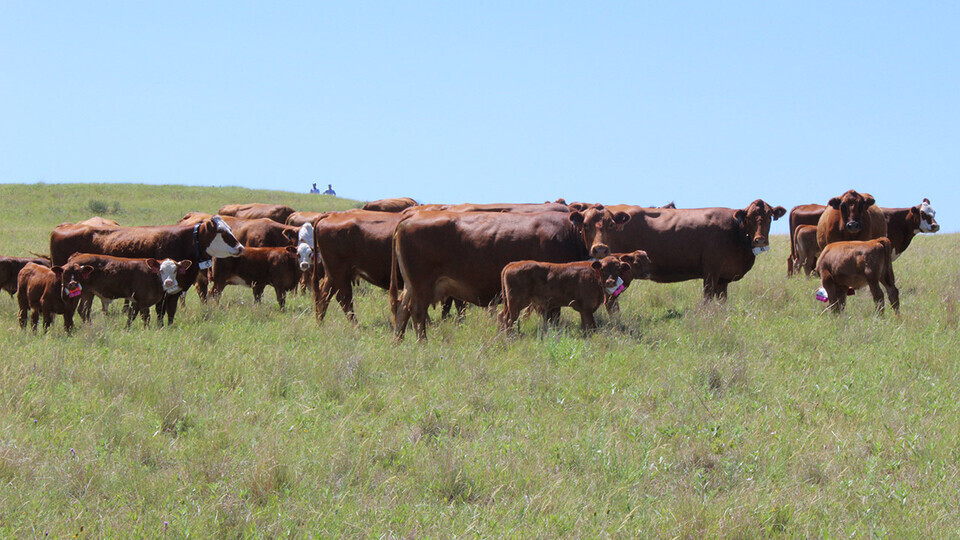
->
[2,2,956,233]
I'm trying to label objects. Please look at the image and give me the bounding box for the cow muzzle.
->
[922,222,940,233]
[590,244,611,259]
[844,220,862,233]
[299,261,311,272]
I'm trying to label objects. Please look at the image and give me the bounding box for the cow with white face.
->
[204,215,245,259]
[881,198,940,261]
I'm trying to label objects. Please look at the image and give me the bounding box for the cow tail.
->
[389,225,402,327]
[788,211,799,269]
[878,236,894,278]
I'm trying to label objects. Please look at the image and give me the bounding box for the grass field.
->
[0,183,957,536]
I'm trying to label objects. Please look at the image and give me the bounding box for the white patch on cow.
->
[752,246,770,256]
[158,259,182,294]
[298,223,314,246]
[206,216,244,258]
[297,243,313,272]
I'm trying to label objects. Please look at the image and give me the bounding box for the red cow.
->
[312,210,405,324]
[210,246,304,310]
[791,224,820,276]
[49,215,243,324]
[816,237,899,314]
[499,256,633,332]
[390,211,588,341]
[17,262,93,332]
[816,190,887,249]
[286,211,327,227]
[362,197,419,212]
[569,200,786,300]
[1,256,51,296]
[217,203,295,223]
[66,253,193,326]
[881,198,940,260]
[786,204,826,276]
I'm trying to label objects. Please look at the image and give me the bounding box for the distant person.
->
[322,184,336,196]
[309,183,320,194]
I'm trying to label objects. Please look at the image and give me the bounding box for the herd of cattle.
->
[0,191,940,341]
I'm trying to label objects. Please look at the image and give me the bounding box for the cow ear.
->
[178,260,193,271]
[613,212,631,226]
[285,245,297,254]
[863,196,876,207]
[618,254,635,265]
[201,218,216,236]
[569,203,588,212]
[772,206,787,220]
[908,206,921,220]
[591,260,602,274]
[923,198,931,205]
[81,265,94,279]
[569,212,585,229]
[52,266,64,275]
[734,210,746,224]
[283,229,298,243]
[619,262,632,278]
[146,258,161,272]
[828,197,841,209]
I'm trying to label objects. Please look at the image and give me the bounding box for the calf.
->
[66,253,192,326]
[498,256,632,332]
[17,262,93,332]
[210,246,303,309]
[604,250,652,315]
[791,224,820,276]
[1,256,51,296]
[816,237,899,315]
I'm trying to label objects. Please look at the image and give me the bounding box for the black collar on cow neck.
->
[193,224,212,267]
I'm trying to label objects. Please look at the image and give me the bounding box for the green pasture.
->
[0,183,957,536]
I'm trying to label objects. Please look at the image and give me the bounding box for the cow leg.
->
[18,308,27,329]
[42,312,53,331]
[440,297,454,319]
[314,277,336,323]
[275,286,286,311]
[30,310,39,331]
[195,269,209,303]
[410,301,429,342]
[334,285,358,326]
[702,278,716,300]
[77,295,92,323]
[787,255,795,277]
[605,295,621,317]
[63,313,75,333]
[126,301,138,328]
[716,281,730,302]
[141,307,151,327]
[579,309,597,331]
[252,283,265,304]
[454,299,467,323]
[100,297,112,314]
[165,295,178,325]
[867,279,885,315]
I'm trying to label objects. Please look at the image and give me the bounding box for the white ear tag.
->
[198,260,213,270]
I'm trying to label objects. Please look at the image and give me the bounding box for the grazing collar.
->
[193,224,213,269]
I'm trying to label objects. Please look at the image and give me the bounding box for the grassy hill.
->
[0,183,958,536]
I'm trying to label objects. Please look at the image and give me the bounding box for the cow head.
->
[201,215,244,258]
[827,190,874,235]
[570,204,632,259]
[147,258,192,294]
[734,199,786,255]
[617,250,652,281]
[292,243,314,272]
[910,198,939,233]
[591,256,632,297]
[54,263,93,301]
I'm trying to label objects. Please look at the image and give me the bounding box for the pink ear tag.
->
[178,267,187,275]
[815,287,828,302]
[68,285,83,298]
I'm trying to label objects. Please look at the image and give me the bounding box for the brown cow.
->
[312,210,405,324]
[881,198,940,260]
[786,203,826,276]
[570,201,786,300]
[286,211,327,227]
[1,256,51,296]
[816,190,887,250]
[362,197,419,212]
[218,203,295,223]
[816,237,899,314]
[210,246,303,309]
[499,256,633,332]
[390,211,589,341]
[66,253,193,326]
[50,215,243,324]
[791,224,820,276]
[17,262,93,332]
[603,250,652,315]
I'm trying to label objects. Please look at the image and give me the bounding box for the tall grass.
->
[0,183,957,536]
